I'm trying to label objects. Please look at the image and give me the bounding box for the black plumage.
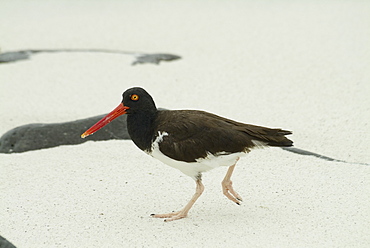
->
[153,110,292,162]
[123,87,292,163]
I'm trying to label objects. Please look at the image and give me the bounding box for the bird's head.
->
[121,87,156,115]
[81,87,156,138]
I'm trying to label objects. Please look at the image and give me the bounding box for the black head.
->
[122,87,157,114]
[81,87,157,138]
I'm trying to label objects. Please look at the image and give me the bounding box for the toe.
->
[151,211,180,218]
[164,213,187,222]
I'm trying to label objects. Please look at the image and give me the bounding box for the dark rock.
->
[132,53,181,65]
[0,51,31,63]
[0,235,16,248]
[0,114,130,153]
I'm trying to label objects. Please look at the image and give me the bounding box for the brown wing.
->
[199,111,293,147]
[153,110,293,162]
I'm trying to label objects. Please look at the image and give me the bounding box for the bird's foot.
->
[151,179,204,222]
[222,180,243,205]
[150,211,187,222]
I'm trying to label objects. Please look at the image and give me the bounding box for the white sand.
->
[1,1,370,247]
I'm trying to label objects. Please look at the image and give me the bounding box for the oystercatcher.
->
[81,87,293,221]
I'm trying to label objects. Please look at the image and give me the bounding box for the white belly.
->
[148,131,246,180]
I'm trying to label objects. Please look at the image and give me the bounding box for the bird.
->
[81,87,293,222]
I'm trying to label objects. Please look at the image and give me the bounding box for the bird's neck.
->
[127,110,157,152]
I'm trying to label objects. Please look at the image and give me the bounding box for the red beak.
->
[81,103,129,138]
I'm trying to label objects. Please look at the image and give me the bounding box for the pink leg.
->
[222,160,243,205]
[151,178,205,222]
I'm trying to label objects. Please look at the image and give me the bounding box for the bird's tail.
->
[241,125,293,147]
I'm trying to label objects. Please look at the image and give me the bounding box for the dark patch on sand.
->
[0,114,129,153]
[0,235,16,248]
[0,49,181,65]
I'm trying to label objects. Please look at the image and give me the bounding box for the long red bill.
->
[81,103,129,138]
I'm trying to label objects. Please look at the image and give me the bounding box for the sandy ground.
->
[1,0,370,247]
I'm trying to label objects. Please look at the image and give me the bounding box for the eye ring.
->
[130,94,139,101]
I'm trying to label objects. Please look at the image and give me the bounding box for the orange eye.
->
[130,94,139,101]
